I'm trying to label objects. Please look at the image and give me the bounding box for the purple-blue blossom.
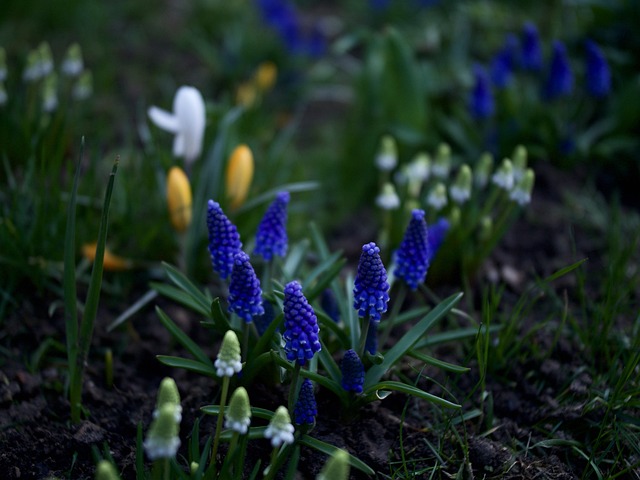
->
[228,252,264,323]
[394,209,430,291]
[521,22,543,72]
[426,217,450,264]
[585,40,611,98]
[544,41,573,100]
[207,200,243,280]
[353,242,390,324]
[254,300,276,336]
[469,65,494,120]
[254,191,290,261]
[491,34,518,88]
[293,378,317,425]
[341,349,365,394]
[283,281,321,366]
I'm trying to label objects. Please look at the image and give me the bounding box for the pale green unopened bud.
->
[426,182,447,211]
[491,158,514,190]
[264,406,295,447]
[144,404,181,460]
[376,182,400,210]
[73,70,92,100]
[62,43,84,76]
[512,145,528,181]
[155,377,181,422]
[450,165,472,204]
[509,168,535,206]
[190,462,199,474]
[406,153,431,198]
[375,135,397,171]
[95,460,122,480]
[0,47,6,82]
[474,152,494,188]
[448,206,461,227]
[225,387,251,434]
[23,50,41,82]
[316,449,350,480]
[37,42,53,77]
[215,330,242,377]
[479,216,493,241]
[42,73,58,112]
[432,143,451,178]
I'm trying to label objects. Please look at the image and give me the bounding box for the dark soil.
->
[1,164,638,479]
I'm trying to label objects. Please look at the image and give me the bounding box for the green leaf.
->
[156,306,213,367]
[156,355,217,377]
[235,182,319,214]
[298,435,374,476]
[161,262,212,315]
[364,292,463,389]
[362,381,460,409]
[209,297,231,332]
[414,325,502,349]
[543,258,587,283]
[282,240,310,280]
[201,405,275,420]
[304,256,347,302]
[150,282,210,317]
[407,350,470,374]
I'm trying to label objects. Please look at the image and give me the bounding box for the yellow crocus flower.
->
[254,61,277,92]
[167,166,192,232]
[225,144,254,210]
[81,243,132,271]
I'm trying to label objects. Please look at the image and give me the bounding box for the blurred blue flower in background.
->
[544,41,573,100]
[491,34,518,88]
[427,218,450,264]
[521,22,543,72]
[585,40,611,98]
[469,65,494,120]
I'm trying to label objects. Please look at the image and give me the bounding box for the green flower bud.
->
[73,70,92,100]
[406,153,431,198]
[479,216,493,241]
[375,135,397,171]
[155,377,181,422]
[62,43,84,76]
[426,182,447,211]
[190,462,199,474]
[375,182,400,210]
[144,404,181,460]
[264,406,294,447]
[491,158,514,190]
[37,42,53,76]
[448,206,461,227]
[316,449,350,480]
[41,73,58,112]
[215,330,242,377]
[225,387,251,434]
[450,164,472,204]
[512,145,528,181]
[23,50,41,82]
[432,143,451,178]
[510,168,535,206]
[95,460,122,480]
[475,152,494,188]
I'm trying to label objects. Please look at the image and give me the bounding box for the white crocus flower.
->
[148,86,205,166]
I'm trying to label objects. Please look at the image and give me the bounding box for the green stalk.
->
[287,363,302,413]
[210,376,231,467]
[379,284,407,349]
[357,317,371,359]
[69,154,119,423]
[263,447,281,480]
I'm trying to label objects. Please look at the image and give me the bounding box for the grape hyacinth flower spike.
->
[469,64,494,120]
[264,406,295,448]
[426,218,450,264]
[353,242,390,324]
[207,200,243,280]
[228,251,264,322]
[585,40,611,98]
[394,209,431,291]
[544,41,573,100]
[254,191,290,261]
[225,387,252,434]
[521,22,543,72]
[293,378,317,425]
[341,349,365,394]
[283,281,321,366]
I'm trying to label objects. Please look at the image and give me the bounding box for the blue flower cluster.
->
[254,191,290,261]
[544,41,573,100]
[585,40,611,98]
[521,22,543,72]
[341,349,365,394]
[470,65,494,120]
[293,378,317,425]
[254,300,276,336]
[207,200,243,280]
[427,218,450,264]
[228,252,264,323]
[283,281,321,366]
[490,34,518,89]
[255,0,325,57]
[394,209,431,291]
[353,242,390,324]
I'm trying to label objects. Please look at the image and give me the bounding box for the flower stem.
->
[287,362,301,413]
[357,317,370,359]
[210,375,230,467]
[263,447,280,480]
[379,284,407,349]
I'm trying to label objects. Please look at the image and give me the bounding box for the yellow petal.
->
[225,144,254,210]
[167,166,192,232]
[81,242,132,271]
[236,82,257,108]
[254,61,277,93]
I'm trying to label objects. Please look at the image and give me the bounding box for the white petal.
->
[174,86,205,164]
[148,106,180,133]
[173,133,185,157]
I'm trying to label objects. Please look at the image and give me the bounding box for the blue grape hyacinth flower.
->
[491,34,518,88]
[207,200,243,280]
[394,209,430,291]
[585,40,611,98]
[254,191,290,261]
[353,242,390,324]
[283,281,321,366]
[426,217,450,264]
[293,378,317,425]
[228,252,264,323]
[469,65,494,120]
[521,22,543,72]
[544,41,573,100]
[341,349,365,394]
[254,300,276,336]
